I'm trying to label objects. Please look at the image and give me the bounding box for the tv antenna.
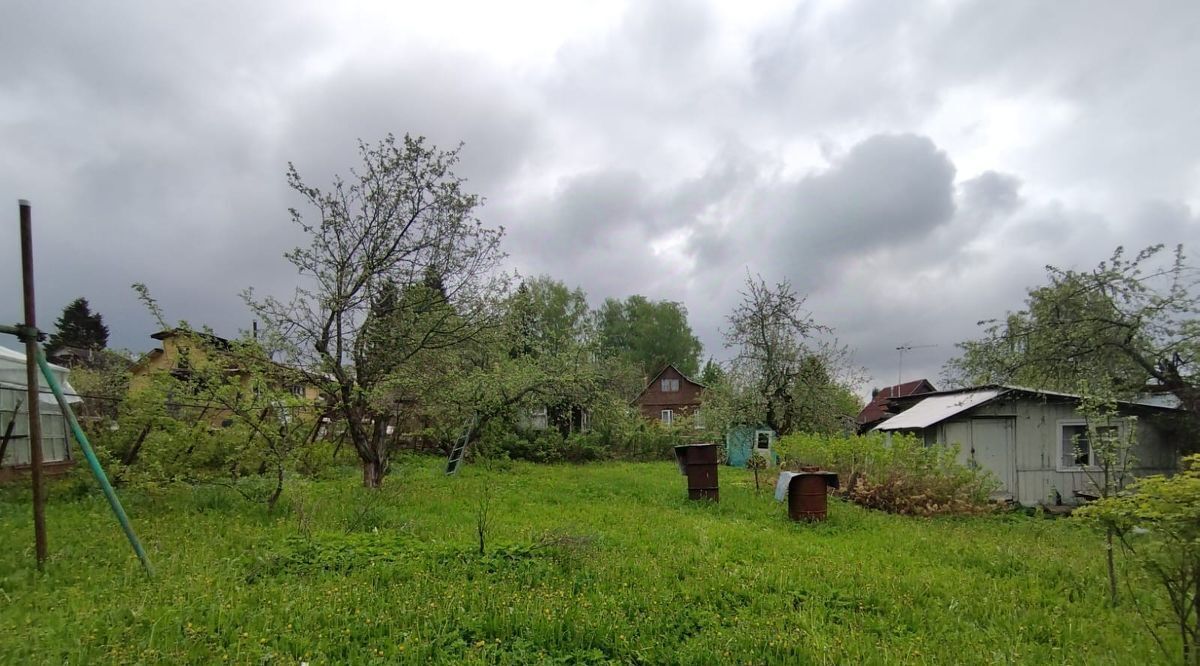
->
[896,342,937,387]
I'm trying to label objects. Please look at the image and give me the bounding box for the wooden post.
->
[19,199,48,569]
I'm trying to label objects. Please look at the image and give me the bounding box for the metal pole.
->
[19,199,48,569]
[34,348,154,576]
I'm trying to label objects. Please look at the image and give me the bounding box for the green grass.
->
[0,459,1168,664]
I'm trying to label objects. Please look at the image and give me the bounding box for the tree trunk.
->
[1106,527,1118,606]
[267,464,285,512]
[358,417,391,488]
[122,424,152,466]
[362,459,384,488]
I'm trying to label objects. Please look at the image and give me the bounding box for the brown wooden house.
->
[632,364,707,428]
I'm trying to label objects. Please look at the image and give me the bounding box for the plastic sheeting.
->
[0,345,82,407]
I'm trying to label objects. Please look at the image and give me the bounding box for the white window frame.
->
[1056,419,1123,472]
[530,406,548,430]
[693,411,705,429]
[755,429,773,450]
[661,409,673,425]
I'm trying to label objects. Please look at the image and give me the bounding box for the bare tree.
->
[247,134,509,487]
[723,274,859,435]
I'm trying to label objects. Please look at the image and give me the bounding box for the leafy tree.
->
[246,134,509,487]
[507,276,591,359]
[125,286,325,510]
[64,349,133,430]
[789,353,864,435]
[596,295,703,378]
[699,357,725,387]
[46,297,109,353]
[1078,454,1200,664]
[944,245,1199,448]
[434,307,619,446]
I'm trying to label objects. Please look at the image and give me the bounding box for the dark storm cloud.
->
[0,2,542,352]
[0,2,317,348]
[960,172,1022,219]
[773,134,956,262]
[682,133,957,300]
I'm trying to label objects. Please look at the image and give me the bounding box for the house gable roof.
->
[631,363,707,405]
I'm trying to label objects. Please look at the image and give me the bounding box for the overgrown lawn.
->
[0,460,1165,664]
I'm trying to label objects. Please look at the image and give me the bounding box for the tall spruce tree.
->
[47,297,109,353]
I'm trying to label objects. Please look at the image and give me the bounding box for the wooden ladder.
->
[445,416,476,475]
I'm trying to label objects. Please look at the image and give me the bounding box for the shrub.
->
[470,407,691,464]
[776,432,998,516]
[1076,454,1200,664]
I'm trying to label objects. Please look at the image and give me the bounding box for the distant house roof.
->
[631,363,706,405]
[150,328,231,349]
[47,346,134,371]
[874,384,1182,432]
[857,378,936,426]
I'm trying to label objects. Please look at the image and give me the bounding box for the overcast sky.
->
[2,1,1198,394]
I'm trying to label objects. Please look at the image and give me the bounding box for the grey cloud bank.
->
[2,0,1198,396]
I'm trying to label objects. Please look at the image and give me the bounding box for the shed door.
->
[968,418,1016,499]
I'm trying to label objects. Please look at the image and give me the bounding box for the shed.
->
[874,385,1182,506]
[0,345,82,481]
[725,425,778,468]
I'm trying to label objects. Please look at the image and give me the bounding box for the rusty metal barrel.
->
[787,469,840,521]
[673,443,719,502]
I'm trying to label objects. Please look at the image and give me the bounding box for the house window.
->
[289,385,306,398]
[661,409,673,425]
[661,378,680,392]
[1058,420,1120,470]
[693,411,705,429]
[530,406,548,430]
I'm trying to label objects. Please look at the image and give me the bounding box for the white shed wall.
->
[933,396,1177,506]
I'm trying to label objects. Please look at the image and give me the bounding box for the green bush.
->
[470,408,691,464]
[776,432,998,516]
[1076,454,1200,663]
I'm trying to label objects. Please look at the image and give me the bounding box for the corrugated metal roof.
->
[1132,393,1182,409]
[874,388,1005,431]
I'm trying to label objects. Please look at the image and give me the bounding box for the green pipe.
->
[34,346,155,576]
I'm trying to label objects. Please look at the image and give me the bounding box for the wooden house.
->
[632,364,706,428]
